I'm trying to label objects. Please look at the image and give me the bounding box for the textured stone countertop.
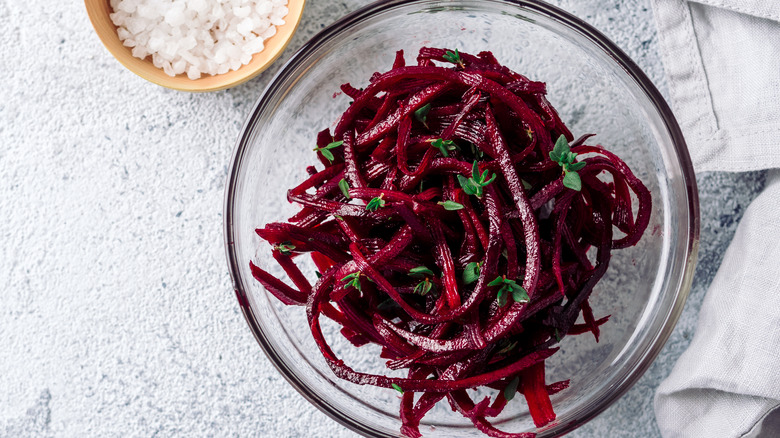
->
[0,0,766,437]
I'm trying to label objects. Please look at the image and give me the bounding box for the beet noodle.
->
[250,48,651,437]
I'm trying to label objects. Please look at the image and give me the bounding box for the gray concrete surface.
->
[0,0,766,436]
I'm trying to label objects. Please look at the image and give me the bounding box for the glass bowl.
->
[224,0,699,436]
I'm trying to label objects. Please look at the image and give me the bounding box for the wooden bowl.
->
[85,0,306,92]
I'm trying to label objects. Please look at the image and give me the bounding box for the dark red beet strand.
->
[250,48,652,437]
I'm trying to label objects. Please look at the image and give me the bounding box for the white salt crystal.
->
[125,17,147,35]
[135,4,157,19]
[180,35,197,51]
[179,50,200,66]
[117,27,132,41]
[118,0,137,13]
[188,0,208,15]
[273,6,288,18]
[213,43,229,64]
[259,25,276,40]
[210,4,225,20]
[162,61,174,76]
[187,66,201,80]
[269,14,285,26]
[237,17,253,36]
[205,59,218,75]
[131,45,148,59]
[111,0,290,78]
[159,42,178,60]
[225,29,240,42]
[164,8,186,27]
[152,54,164,68]
[254,2,272,15]
[243,36,263,54]
[233,5,251,18]
[147,36,164,52]
[172,58,187,75]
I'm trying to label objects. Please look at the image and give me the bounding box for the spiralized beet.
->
[250,48,651,437]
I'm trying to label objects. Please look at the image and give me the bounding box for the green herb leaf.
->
[442,49,464,67]
[431,138,457,157]
[457,174,480,197]
[551,134,570,160]
[274,241,296,255]
[469,142,484,159]
[319,148,335,162]
[497,288,508,307]
[391,383,404,393]
[504,376,520,401]
[550,135,585,191]
[511,285,529,304]
[521,179,532,190]
[497,340,517,354]
[414,103,431,128]
[413,278,434,296]
[338,178,351,199]
[457,161,496,198]
[340,271,363,291]
[313,140,344,163]
[315,271,322,279]
[365,194,386,211]
[489,276,528,306]
[562,171,582,191]
[481,170,497,186]
[554,328,562,342]
[438,200,464,211]
[462,261,481,285]
[488,276,505,287]
[409,266,435,277]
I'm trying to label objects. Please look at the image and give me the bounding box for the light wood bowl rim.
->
[84,0,306,92]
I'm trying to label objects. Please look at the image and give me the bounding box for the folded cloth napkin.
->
[651,0,780,173]
[650,1,780,437]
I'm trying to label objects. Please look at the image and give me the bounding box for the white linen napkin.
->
[650,1,780,437]
[651,0,780,172]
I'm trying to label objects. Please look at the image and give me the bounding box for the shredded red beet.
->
[250,48,651,437]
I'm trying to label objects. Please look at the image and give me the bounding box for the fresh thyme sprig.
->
[273,241,296,256]
[437,200,464,211]
[504,376,521,401]
[462,261,482,285]
[341,271,364,291]
[430,138,457,157]
[365,193,386,211]
[313,140,344,163]
[414,103,431,128]
[338,178,351,199]
[443,49,464,68]
[457,161,497,198]
[409,266,436,296]
[549,135,586,191]
[487,275,529,307]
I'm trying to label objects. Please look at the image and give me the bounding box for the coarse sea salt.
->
[109,0,289,80]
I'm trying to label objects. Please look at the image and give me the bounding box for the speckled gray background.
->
[0,0,766,437]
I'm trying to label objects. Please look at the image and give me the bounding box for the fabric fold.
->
[651,0,780,173]
[654,170,780,437]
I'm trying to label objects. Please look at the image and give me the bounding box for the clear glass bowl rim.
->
[224,0,701,436]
